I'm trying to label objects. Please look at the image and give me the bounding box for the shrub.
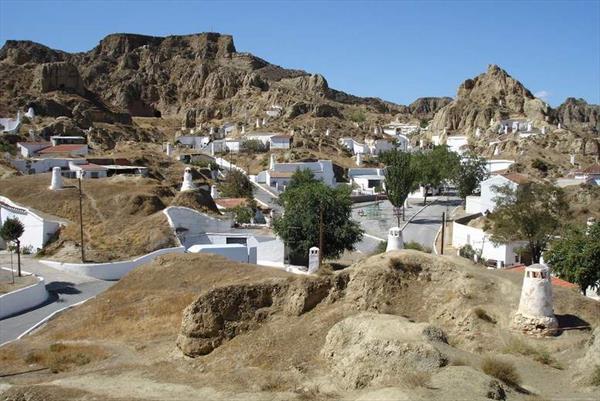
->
[348,109,366,123]
[473,307,497,324]
[388,257,421,275]
[21,245,34,255]
[590,365,600,386]
[422,326,448,344]
[372,240,387,255]
[481,357,521,387]
[404,241,432,253]
[402,371,431,389]
[459,244,476,260]
[242,139,269,153]
[230,205,253,224]
[531,158,549,173]
[503,337,562,369]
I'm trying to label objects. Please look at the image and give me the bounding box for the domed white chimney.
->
[180,167,196,192]
[49,167,63,190]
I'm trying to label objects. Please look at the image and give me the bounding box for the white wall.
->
[0,196,61,251]
[480,175,517,214]
[486,159,515,173]
[452,219,526,266]
[187,244,251,263]
[40,246,185,280]
[0,268,48,319]
[447,136,468,154]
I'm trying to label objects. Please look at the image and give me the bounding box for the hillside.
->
[0,251,598,400]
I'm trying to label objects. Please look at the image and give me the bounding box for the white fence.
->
[0,268,49,319]
[39,246,186,280]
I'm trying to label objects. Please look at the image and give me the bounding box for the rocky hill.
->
[0,33,452,138]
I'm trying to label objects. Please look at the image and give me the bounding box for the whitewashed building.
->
[0,196,63,252]
[348,168,386,194]
[446,135,468,155]
[383,122,419,137]
[257,160,336,190]
[269,135,291,149]
[465,173,529,215]
[452,213,527,268]
[176,135,210,149]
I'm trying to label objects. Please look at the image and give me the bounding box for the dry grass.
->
[503,337,563,369]
[388,257,422,275]
[24,343,107,373]
[481,356,521,387]
[401,371,432,389]
[0,273,37,294]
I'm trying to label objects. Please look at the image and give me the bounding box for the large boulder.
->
[321,313,448,389]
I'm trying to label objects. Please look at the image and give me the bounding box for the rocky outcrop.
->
[177,276,347,357]
[35,62,86,96]
[321,313,448,389]
[430,65,550,133]
[556,98,600,131]
[408,97,453,120]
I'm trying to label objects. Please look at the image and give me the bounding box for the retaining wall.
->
[39,246,186,280]
[0,268,49,319]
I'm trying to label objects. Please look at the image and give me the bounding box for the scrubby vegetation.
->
[481,357,521,387]
[502,337,562,369]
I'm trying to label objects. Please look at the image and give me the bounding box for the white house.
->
[17,142,51,158]
[340,137,396,155]
[348,168,386,194]
[50,136,86,146]
[269,135,291,150]
[68,162,108,179]
[383,122,419,137]
[0,111,22,134]
[245,132,278,146]
[485,159,515,173]
[465,173,529,215]
[452,213,527,268]
[573,164,600,181]
[176,135,210,149]
[0,196,63,252]
[257,160,336,190]
[446,135,469,155]
[225,139,242,153]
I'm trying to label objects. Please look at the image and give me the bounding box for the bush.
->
[481,357,521,387]
[372,240,387,255]
[242,139,269,153]
[590,365,600,386]
[531,158,549,173]
[348,109,366,123]
[230,205,253,224]
[404,241,432,253]
[402,371,431,389]
[473,307,497,324]
[459,244,476,260]
[21,245,34,255]
[502,337,562,369]
[388,257,421,275]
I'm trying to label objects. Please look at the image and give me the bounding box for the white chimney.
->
[166,143,172,157]
[49,167,63,190]
[541,126,547,135]
[475,127,481,138]
[180,167,196,192]
[570,154,575,166]
[527,122,532,132]
[558,123,562,129]
[241,125,246,135]
[210,185,218,199]
[386,227,404,252]
[308,247,320,274]
[255,118,261,128]
[269,153,276,170]
[325,129,330,137]
[503,125,508,135]
[356,153,362,166]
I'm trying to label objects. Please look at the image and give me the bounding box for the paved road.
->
[0,254,114,345]
[353,196,462,254]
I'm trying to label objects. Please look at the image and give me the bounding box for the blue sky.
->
[1,0,598,106]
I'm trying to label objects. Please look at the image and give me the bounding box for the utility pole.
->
[440,212,446,255]
[319,203,324,268]
[78,175,85,262]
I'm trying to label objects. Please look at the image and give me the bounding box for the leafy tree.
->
[454,152,488,199]
[380,150,418,226]
[545,222,600,294]
[413,146,460,204]
[230,205,253,224]
[287,168,319,191]
[484,182,569,263]
[242,139,269,153]
[273,178,363,266]
[217,169,253,198]
[0,217,25,277]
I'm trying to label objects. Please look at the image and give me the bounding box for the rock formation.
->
[555,97,600,131]
[430,65,551,133]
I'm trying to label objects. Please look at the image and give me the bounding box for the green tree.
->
[286,168,319,191]
[0,217,25,277]
[273,174,363,266]
[545,222,600,294]
[454,152,489,199]
[413,146,460,205]
[484,182,569,263]
[217,169,253,198]
[380,150,418,226]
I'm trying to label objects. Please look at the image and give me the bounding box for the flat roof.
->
[38,144,87,154]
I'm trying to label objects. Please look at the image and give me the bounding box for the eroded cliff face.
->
[0,32,404,126]
[555,98,600,131]
[430,65,551,133]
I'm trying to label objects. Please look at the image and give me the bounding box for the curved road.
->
[0,254,114,345]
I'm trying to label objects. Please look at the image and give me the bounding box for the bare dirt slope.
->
[1,251,598,400]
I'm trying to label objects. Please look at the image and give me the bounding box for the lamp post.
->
[78,172,86,262]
